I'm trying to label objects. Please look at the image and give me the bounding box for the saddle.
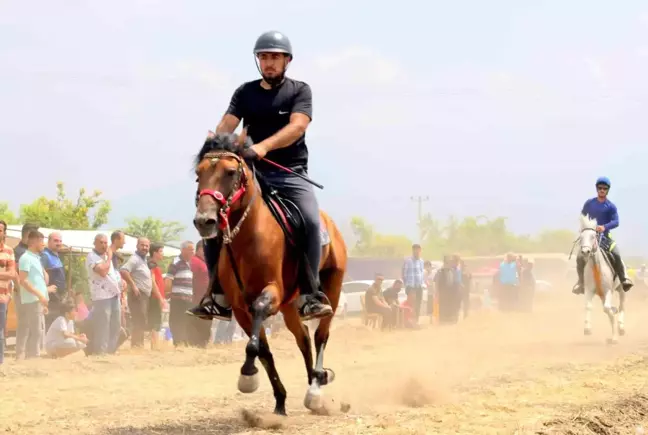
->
[255,173,331,248]
[255,172,331,304]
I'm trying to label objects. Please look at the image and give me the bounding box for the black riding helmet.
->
[253,31,293,87]
[253,31,293,59]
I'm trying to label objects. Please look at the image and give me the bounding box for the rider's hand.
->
[242,144,267,161]
[596,225,605,233]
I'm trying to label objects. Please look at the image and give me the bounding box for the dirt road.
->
[2,291,648,434]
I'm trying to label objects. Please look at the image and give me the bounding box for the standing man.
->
[402,244,425,322]
[188,30,332,322]
[86,234,122,355]
[0,220,16,365]
[40,231,67,329]
[16,231,52,360]
[189,240,211,347]
[120,237,152,348]
[166,241,195,347]
[12,223,39,309]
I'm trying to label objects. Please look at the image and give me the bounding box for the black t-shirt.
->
[225,78,313,172]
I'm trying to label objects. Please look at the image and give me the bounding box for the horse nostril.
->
[204,218,217,227]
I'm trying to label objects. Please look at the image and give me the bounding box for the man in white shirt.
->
[86,234,122,355]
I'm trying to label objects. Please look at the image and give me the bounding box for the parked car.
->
[341,279,428,315]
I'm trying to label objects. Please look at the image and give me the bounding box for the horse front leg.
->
[602,289,619,344]
[238,288,274,394]
[617,287,626,336]
[584,288,594,335]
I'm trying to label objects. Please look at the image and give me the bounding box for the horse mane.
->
[194,131,254,168]
[580,213,597,230]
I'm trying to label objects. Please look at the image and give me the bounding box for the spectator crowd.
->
[1,220,542,365]
[0,221,224,365]
[363,244,537,330]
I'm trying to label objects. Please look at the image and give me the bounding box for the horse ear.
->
[237,128,248,148]
[206,130,216,139]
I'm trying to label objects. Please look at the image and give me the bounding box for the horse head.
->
[193,130,255,240]
[579,213,599,256]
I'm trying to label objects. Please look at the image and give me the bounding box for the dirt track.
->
[2,291,648,435]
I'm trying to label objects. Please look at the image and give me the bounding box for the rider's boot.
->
[612,249,633,292]
[298,226,334,321]
[185,238,233,321]
[572,255,586,295]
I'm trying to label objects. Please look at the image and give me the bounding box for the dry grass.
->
[3,291,648,434]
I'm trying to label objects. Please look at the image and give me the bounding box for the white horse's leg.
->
[618,286,626,336]
[584,287,594,335]
[603,288,618,344]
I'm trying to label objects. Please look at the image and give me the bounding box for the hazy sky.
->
[2,1,647,253]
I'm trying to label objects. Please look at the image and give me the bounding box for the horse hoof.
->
[619,328,626,336]
[606,337,619,345]
[304,384,324,411]
[584,328,592,336]
[238,374,260,393]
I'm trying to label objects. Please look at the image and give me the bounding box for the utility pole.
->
[410,195,430,241]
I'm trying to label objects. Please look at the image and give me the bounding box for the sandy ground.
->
[2,290,648,435]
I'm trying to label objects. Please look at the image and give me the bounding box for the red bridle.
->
[196,152,248,231]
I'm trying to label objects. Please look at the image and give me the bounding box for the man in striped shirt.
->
[402,244,425,323]
[165,241,195,347]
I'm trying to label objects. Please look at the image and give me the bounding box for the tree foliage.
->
[19,182,110,230]
[0,202,19,224]
[123,216,186,244]
[350,214,577,259]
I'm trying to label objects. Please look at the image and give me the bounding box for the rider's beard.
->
[262,71,285,88]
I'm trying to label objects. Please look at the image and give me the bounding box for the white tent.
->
[5,225,181,257]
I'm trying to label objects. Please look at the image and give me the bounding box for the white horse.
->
[578,214,627,343]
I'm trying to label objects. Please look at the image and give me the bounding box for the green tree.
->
[350,216,412,258]
[0,202,19,224]
[123,216,186,244]
[355,214,576,259]
[19,182,110,230]
[16,182,112,296]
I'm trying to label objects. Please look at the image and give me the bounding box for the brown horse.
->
[193,131,347,415]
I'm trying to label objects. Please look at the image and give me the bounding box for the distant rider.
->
[572,176,633,294]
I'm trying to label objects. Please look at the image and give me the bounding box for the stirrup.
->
[186,299,232,321]
[299,298,333,321]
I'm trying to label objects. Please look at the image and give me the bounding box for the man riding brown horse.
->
[187,30,333,322]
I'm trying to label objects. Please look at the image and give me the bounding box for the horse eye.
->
[226,168,237,177]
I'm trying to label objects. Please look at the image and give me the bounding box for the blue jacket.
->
[582,198,619,237]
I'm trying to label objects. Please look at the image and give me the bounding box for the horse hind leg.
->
[304,268,343,412]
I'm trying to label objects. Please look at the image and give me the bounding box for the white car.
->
[341,279,428,315]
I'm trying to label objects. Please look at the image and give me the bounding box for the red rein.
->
[198,186,246,230]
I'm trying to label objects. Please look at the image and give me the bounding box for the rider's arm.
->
[581,199,591,216]
[257,84,312,153]
[216,114,240,134]
[604,203,619,231]
[216,85,244,134]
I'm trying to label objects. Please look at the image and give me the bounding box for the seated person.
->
[45,300,88,358]
[364,274,396,330]
[383,279,403,306]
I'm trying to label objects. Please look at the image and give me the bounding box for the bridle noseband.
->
[196,151,256,244]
